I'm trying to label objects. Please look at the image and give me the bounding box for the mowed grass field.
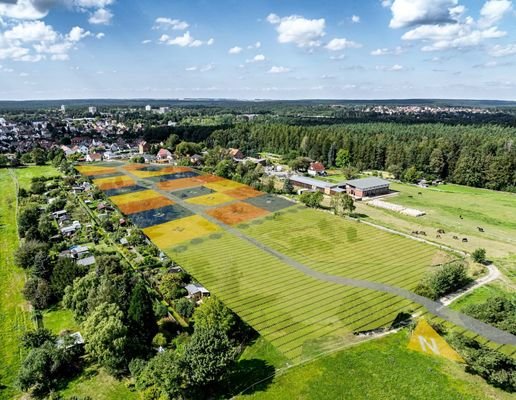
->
[167,232,420,362]
[0,169,32,399]
[240,207,445,291]
[238,330,514,400]
[357,182,516,259]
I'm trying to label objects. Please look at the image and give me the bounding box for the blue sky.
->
[1,0,515,100]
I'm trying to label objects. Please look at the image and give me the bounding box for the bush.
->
[23,278,53,310]
[463,296,516,334]
[299,191,323,208]
[415,262,471,300]
[175,298,195,318]
[472,248,487,264]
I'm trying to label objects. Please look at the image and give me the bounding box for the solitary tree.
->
[472,248,487,264]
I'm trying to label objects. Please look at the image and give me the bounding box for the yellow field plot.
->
[204,179,248,192]
[93,175,135,190]
[131,166,193,178]
[185,192,235,206]
[109,189,163,206]
[143,215,221,248]
[407,319,464,362]
[76,165,118,176]
[122,164,146,171]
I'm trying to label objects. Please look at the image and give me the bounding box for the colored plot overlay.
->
[157,174,222,191]
[408,319,464,362]
[144,215,221,249]
[166,232,419,361]
[224,186,263,201]
[92,175,135,191]
[174,186,215,200]
[128,204,193,229]
[103,185,147,197]
[76,165,118,177]
[240,207,439,290]
[244,194,295,212]
[204,179,247,192]
[146,171,199,183]
[131,166,194,178]
[207,202,269,225]
[109,190,174,215]
[186,192,235,207]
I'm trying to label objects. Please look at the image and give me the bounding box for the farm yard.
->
[76,162,515,362]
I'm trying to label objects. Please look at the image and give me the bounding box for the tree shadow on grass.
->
[221,358,276,398]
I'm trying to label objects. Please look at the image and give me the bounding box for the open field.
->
[0,170,32,400]
[240,207,444,291]
[43,307,79,334]
[355,182,516,259]
[238,330,514,400]
[167,232,420,361]
[13,165,60,189]
[78,162,514,363]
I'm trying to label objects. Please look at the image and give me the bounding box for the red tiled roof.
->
[309,162,325,171]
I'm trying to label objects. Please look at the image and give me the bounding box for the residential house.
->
[86,153,102,162]
[308,162,326,176]
[228,148,244,160]
[156,148,173,161]
[185,283,210,302]
[138,141,150,154]
[190,154,203,165]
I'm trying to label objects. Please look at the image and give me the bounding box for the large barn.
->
[289,175,390,199]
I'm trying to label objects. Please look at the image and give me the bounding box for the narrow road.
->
[118,166,516,346]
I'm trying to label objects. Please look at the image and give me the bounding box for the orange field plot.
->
[185,192,235,206]
[143,215,221,248]
[110,189,174,215]
[76,165,118,176]
[131,166,194,178]
[93,175,135,190]
[224,186,264,200]
[206,202,269,225]
[157,174,222,191]
[204,179,247,192]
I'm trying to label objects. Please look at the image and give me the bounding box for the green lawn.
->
[238,330,514,400]
[356,182,516,260]
[240,207,444,291]
[168,230,421,362]
[449,282,514,312]
[13,164,60,189]
[0,169,33,400]
[59,367,140,400]
[43,306,79,334]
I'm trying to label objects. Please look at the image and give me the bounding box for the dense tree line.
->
[205,122,516,191]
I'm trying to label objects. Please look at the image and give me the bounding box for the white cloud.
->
[351,15,360,23]
[0,20,92,62]
[479,0,512,28]
[4,20,57,42]
[371,46,404,55]
[268,66,290,73]
[267,13,326,47]
[142,39,151,44]
[489,43,516,56]
[159,31,214,47]
[88,8,112,25]
[228,46,242,54]
[0,0,115,21]
[185,64,214,72]
[325,38,362,51]
[376,64,405,71]
[330,54,346,60]
[389,0,460,29]
[246,54,265,63]
[0,64,14,72]
[154,17,189,30]
[248,41,261,49]
[67,26,91,42]
[403,23,506,51]
[96,32,104,39]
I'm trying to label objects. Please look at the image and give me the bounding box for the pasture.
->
[357,182,516,259]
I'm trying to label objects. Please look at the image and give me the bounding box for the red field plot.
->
[206,202,269,225]
[110,191,174,215]
[93,175,135,190]
[225,186,264,200]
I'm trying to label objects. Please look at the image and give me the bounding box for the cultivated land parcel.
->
[76,162,515,362]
